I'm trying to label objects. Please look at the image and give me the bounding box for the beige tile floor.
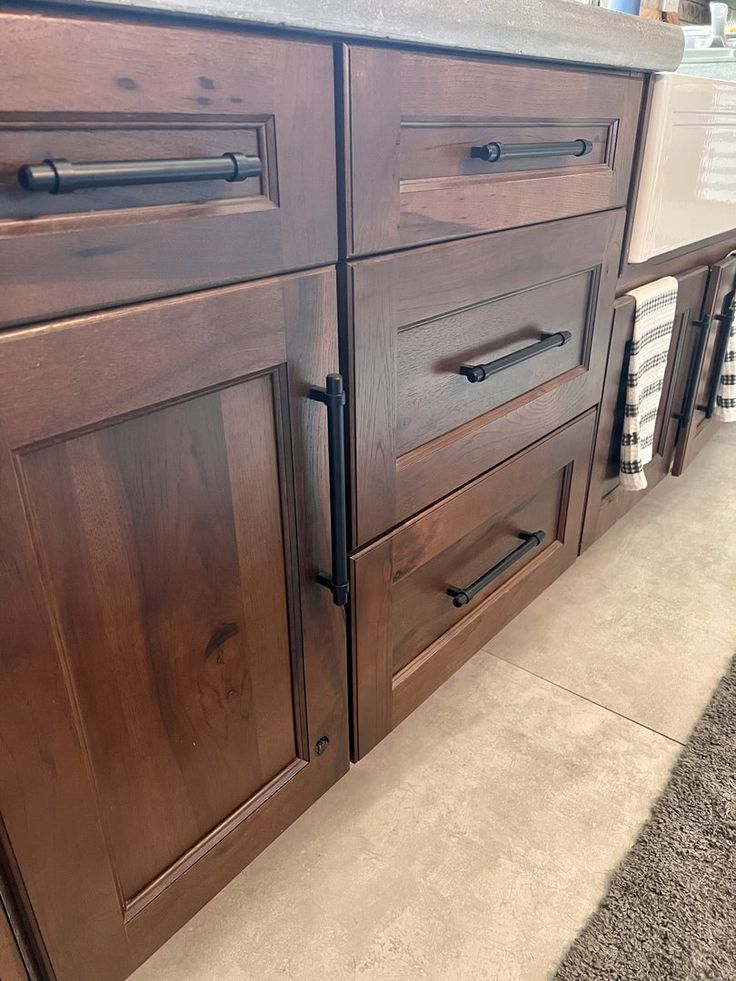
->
[131,431,736,981]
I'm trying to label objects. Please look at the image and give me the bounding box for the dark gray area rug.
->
[554,657,736,981]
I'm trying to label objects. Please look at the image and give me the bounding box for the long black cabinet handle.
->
[678,316,712,427]
[17,152,262,194]
[447,531,545,609]
[459,331,572,384]
[704,301,735,419]
[309,374,349,607]
[470,139,592,164]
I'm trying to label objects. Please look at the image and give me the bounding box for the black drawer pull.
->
[309,374,349,607]
[470,139,593,164]
[705,300,735,419]
[447,530,545,609]
[17,152,262,194]
[677,316,712,427]
[459,331,572,384]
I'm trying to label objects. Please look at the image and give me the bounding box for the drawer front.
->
[0,11,337,327]
[581,266,709,551]
[343,45,643,255]
[350,410,596,759]
[671,254,736,476]
[350,209,624,546]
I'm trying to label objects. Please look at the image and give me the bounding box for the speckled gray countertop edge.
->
[37,0,684,72]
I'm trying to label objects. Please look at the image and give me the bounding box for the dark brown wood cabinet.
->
[581,265,710,549]
[0,11,337,329]
[350,410,596,759]
[348,210,624,546]
[0,901,28,981]
[3,7,715,978]
[343,44,643,255]
[0,268,348,981]
[671,253,736,475]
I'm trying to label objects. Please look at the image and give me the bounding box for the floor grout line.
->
[482,647,688,747]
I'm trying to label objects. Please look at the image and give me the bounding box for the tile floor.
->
[131,431,736,981]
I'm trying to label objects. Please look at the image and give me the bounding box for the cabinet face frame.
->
[671,255,736,476]
[349,410,595,760]
[581,265,710,551]
[348,209,624,548]
[0,268,348,981]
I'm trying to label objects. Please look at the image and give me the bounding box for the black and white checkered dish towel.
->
[713,293,736,423]
[620,276,679,492]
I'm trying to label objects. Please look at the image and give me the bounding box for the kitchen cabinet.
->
[343,45,643,254]
[581,265,710,549]
[348,210,624,545]
[350,411,596,759]
[671,253,736,475]
[0,11,337,328]
[0,901,28,981]
[0,268,348,981]
[0,6,719,979]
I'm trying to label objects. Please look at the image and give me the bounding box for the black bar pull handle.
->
[704,300,735,419]
[309,374,349,607]
[678,316,712,427]
[447,530,545,609]
[470,139,593,164]
[17,152,262,194]
[459,331,572,384]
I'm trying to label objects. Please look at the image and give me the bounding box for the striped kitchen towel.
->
[620,276,679,491]
[713,293,736,423]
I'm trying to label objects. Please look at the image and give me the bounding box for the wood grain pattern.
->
[345,44,643,254]
[0,10,337,327]
[349,210,625,546]
[0,268,348,981]
[0,901,28,981]
[350,410,596,759]
[581,266,709,551]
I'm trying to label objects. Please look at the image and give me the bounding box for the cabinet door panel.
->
[581,266,709,550]
[671,254,736,475]
[0,269,347,981]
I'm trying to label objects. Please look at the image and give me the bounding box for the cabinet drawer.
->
[350,410,595,759]
[0,11,337,327]
[350,209,624,546]
[343,45,643,255]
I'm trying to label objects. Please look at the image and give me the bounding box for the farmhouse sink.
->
[628,70,736,263]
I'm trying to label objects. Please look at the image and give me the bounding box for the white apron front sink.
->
[628,71,736,263]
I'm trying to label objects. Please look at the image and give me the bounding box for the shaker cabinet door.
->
[581,265,710,550]
[0,268,347,981]
[672,254,736,475]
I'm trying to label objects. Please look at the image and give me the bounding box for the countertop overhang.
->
[39,0,684,73]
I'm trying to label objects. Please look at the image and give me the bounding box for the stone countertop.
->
[41,0,684,72]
